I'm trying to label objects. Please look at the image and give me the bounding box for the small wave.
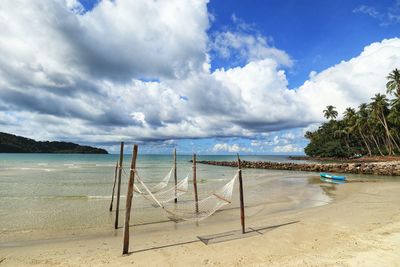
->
[15,167,53,172]
[37,163,48,166]
[0,195,124,201]
[95,164,114,167]
[62,163,81,169]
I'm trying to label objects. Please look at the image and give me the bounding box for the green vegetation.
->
[305,69,400,157]
[0,132,108,154]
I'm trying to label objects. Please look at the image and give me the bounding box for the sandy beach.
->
[1,0,400,266]
[1,179,400,266]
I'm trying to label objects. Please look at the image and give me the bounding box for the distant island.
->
[0,132,108,154]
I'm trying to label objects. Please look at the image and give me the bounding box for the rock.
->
[195,160,400,176]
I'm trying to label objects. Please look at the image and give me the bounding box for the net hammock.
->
[122,167,175,194]
[134,174,189,204]
[137,167,174,194]
[134,170,239,221]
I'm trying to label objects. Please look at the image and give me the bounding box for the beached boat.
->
[320,173,346,181]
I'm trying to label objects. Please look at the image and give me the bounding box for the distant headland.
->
[0,132,108,154]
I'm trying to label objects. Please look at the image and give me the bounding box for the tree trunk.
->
[359,128,372,156]
[371,134,384,156]
[378,114,393,155]
[390,134,400,152]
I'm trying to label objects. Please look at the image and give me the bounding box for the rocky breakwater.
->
[196,160,400,176]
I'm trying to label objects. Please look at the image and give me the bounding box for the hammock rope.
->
[134,171,189,204]
[133,169,239,221]
[123,167,173,194]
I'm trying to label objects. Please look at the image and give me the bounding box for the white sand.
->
[1,181,400,266]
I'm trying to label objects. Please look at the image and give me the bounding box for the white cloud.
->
[211,31,292,66]
[273,144,302,153]
[250,140,263,147]
[281,132,295,140]
[302,123,320,135]
[212,143,251,153]
[0,0,209,83]
[297,38,400,120]
[65,0,85,14]
[249,131,302,151]
[353,1,400,25]
[0,1,399,150]
[353,5,383,20]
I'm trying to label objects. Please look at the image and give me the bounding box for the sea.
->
[0,153,340,245]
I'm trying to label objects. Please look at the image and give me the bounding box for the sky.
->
[0,0,399,154]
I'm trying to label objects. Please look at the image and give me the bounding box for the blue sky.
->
[208,0,400,87]
[145,0,400,154]
[78,0,400,86]
[0,0,399,154]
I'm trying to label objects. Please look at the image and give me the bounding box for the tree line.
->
[0,132,108,154]
[304,69,400,157]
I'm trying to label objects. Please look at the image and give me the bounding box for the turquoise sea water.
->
[0,153,332,244]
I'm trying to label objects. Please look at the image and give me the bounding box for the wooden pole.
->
[109,160,119,211]
[174,148,177,203]
[237,153,245,234]
[122,144,138,255]
[114,142,124,229]
[193,153,199,213]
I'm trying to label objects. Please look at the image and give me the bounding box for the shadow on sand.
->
[127,220,299,255]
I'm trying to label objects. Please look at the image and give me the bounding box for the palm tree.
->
[306,70,400,158]
[387,102,400,152]
[354,105,372,156]
[323,105,338,121]
[386,68,400,96]
[387,69,400,110]
[334,128,350,150]
[370,93,393,155]
[304,131,314,140]
[342,107,357,153]
[343,107,355,118]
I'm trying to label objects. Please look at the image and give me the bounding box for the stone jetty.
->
[196,160,400,176]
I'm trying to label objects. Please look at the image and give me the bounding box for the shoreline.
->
[289,155,400,163]
[1,180,399,266]
[196,160,400,176]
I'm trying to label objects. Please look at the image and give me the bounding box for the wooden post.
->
[237,153,245,234]
[174,148,177,203]
[193,153,199,213]
[114,142,124,229]
[122,144,138,255]
[109,160,119,211]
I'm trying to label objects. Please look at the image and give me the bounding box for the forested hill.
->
[0,132,108,154]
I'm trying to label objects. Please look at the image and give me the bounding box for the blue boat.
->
[320,173,346,181]
[320,177,346,184]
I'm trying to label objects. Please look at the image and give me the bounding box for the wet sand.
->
[1,179,400,266]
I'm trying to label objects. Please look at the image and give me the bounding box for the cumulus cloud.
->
[273,144,302,153]
[0,0,399,150]
[0,0,209,85]
[210,14,292,67]
[250,132,300,148]
[211,31,292,67]
[297,38,400,120]
[212,143,251,153]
